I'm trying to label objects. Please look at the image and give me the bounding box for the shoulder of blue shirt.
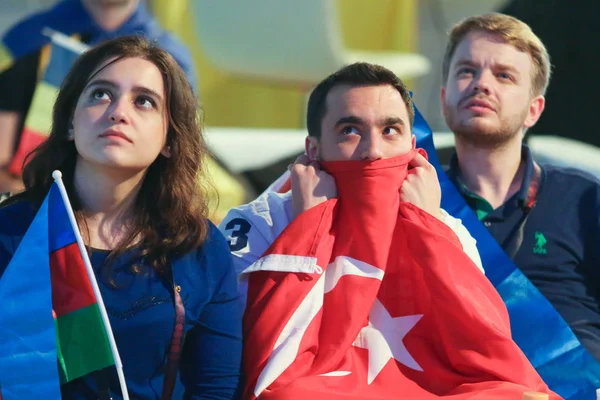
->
[536,163,600,217]
[153,31,198,94]
[2,0,198,95]
[0,200,233,285]
[446,145,600,210]
[2,0,84,59]
[0,200,35,240]
[542,163,600,191]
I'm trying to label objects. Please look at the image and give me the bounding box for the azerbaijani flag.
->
[0,183,114,399]
[7,32,88,176]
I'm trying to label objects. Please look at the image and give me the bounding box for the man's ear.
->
[523,95,545,129]
[305,136,319,161]
[411,134,416,149]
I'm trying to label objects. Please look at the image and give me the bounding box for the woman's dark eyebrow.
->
[85,79,164,103]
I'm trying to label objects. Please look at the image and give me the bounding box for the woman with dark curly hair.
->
[0,35,242,399]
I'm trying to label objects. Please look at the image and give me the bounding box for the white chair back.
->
[191,0,350,84]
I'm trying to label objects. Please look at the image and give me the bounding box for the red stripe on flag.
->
[7,127,47,176]
[50,242,97,317]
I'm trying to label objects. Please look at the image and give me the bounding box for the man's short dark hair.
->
[306,62,415,138]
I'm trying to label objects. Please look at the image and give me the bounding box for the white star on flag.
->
[251,255,385,397]
[353,298,423,384]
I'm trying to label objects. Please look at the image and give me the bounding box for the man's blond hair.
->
[442,13,551,96]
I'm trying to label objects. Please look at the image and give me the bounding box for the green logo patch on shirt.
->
[533,231,547,255]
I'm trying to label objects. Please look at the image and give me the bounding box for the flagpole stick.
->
[52,171,130,400]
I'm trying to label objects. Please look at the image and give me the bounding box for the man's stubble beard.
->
[444,103,528,150]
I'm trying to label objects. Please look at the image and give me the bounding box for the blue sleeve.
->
[0,232,15,277]
[0,202,34,277]
[181,223,243,399]
[157,32,198,95]
[594,183,600,273]
[1,0,83,61]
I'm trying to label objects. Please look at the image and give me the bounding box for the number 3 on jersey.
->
[225,218,251,251]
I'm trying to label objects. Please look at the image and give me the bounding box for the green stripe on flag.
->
[55,303,114,383]
[24,81,58,136]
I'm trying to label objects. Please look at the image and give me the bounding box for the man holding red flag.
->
[219,63,559,399]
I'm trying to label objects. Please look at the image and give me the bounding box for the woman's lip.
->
[99,130,132,143]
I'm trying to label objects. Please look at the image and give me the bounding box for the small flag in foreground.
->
[0,183,114,399]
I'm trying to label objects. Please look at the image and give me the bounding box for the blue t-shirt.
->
[0,201,242,399]
[1,0,198,93]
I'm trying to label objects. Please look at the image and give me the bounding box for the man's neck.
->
[455,137,525,210]
[81,0,140,32]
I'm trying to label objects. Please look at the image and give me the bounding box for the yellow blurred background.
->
[151,0,417,129]
[149,0,421,222]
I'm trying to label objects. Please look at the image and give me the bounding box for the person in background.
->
[500,0,600,147]
[0,0,196,193]
[441,12,600,361]
[0,36,240,399]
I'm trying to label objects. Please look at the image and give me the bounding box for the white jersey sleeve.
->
[218,191,294,309]
[440,208,484,274]
[219,194,484,311]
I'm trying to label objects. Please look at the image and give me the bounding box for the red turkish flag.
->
[242,150,561,400]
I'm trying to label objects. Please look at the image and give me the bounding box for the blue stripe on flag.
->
[412,103,600,399]
[43,40,82,88]
[0,190,61,400]
[48,184,76,252]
